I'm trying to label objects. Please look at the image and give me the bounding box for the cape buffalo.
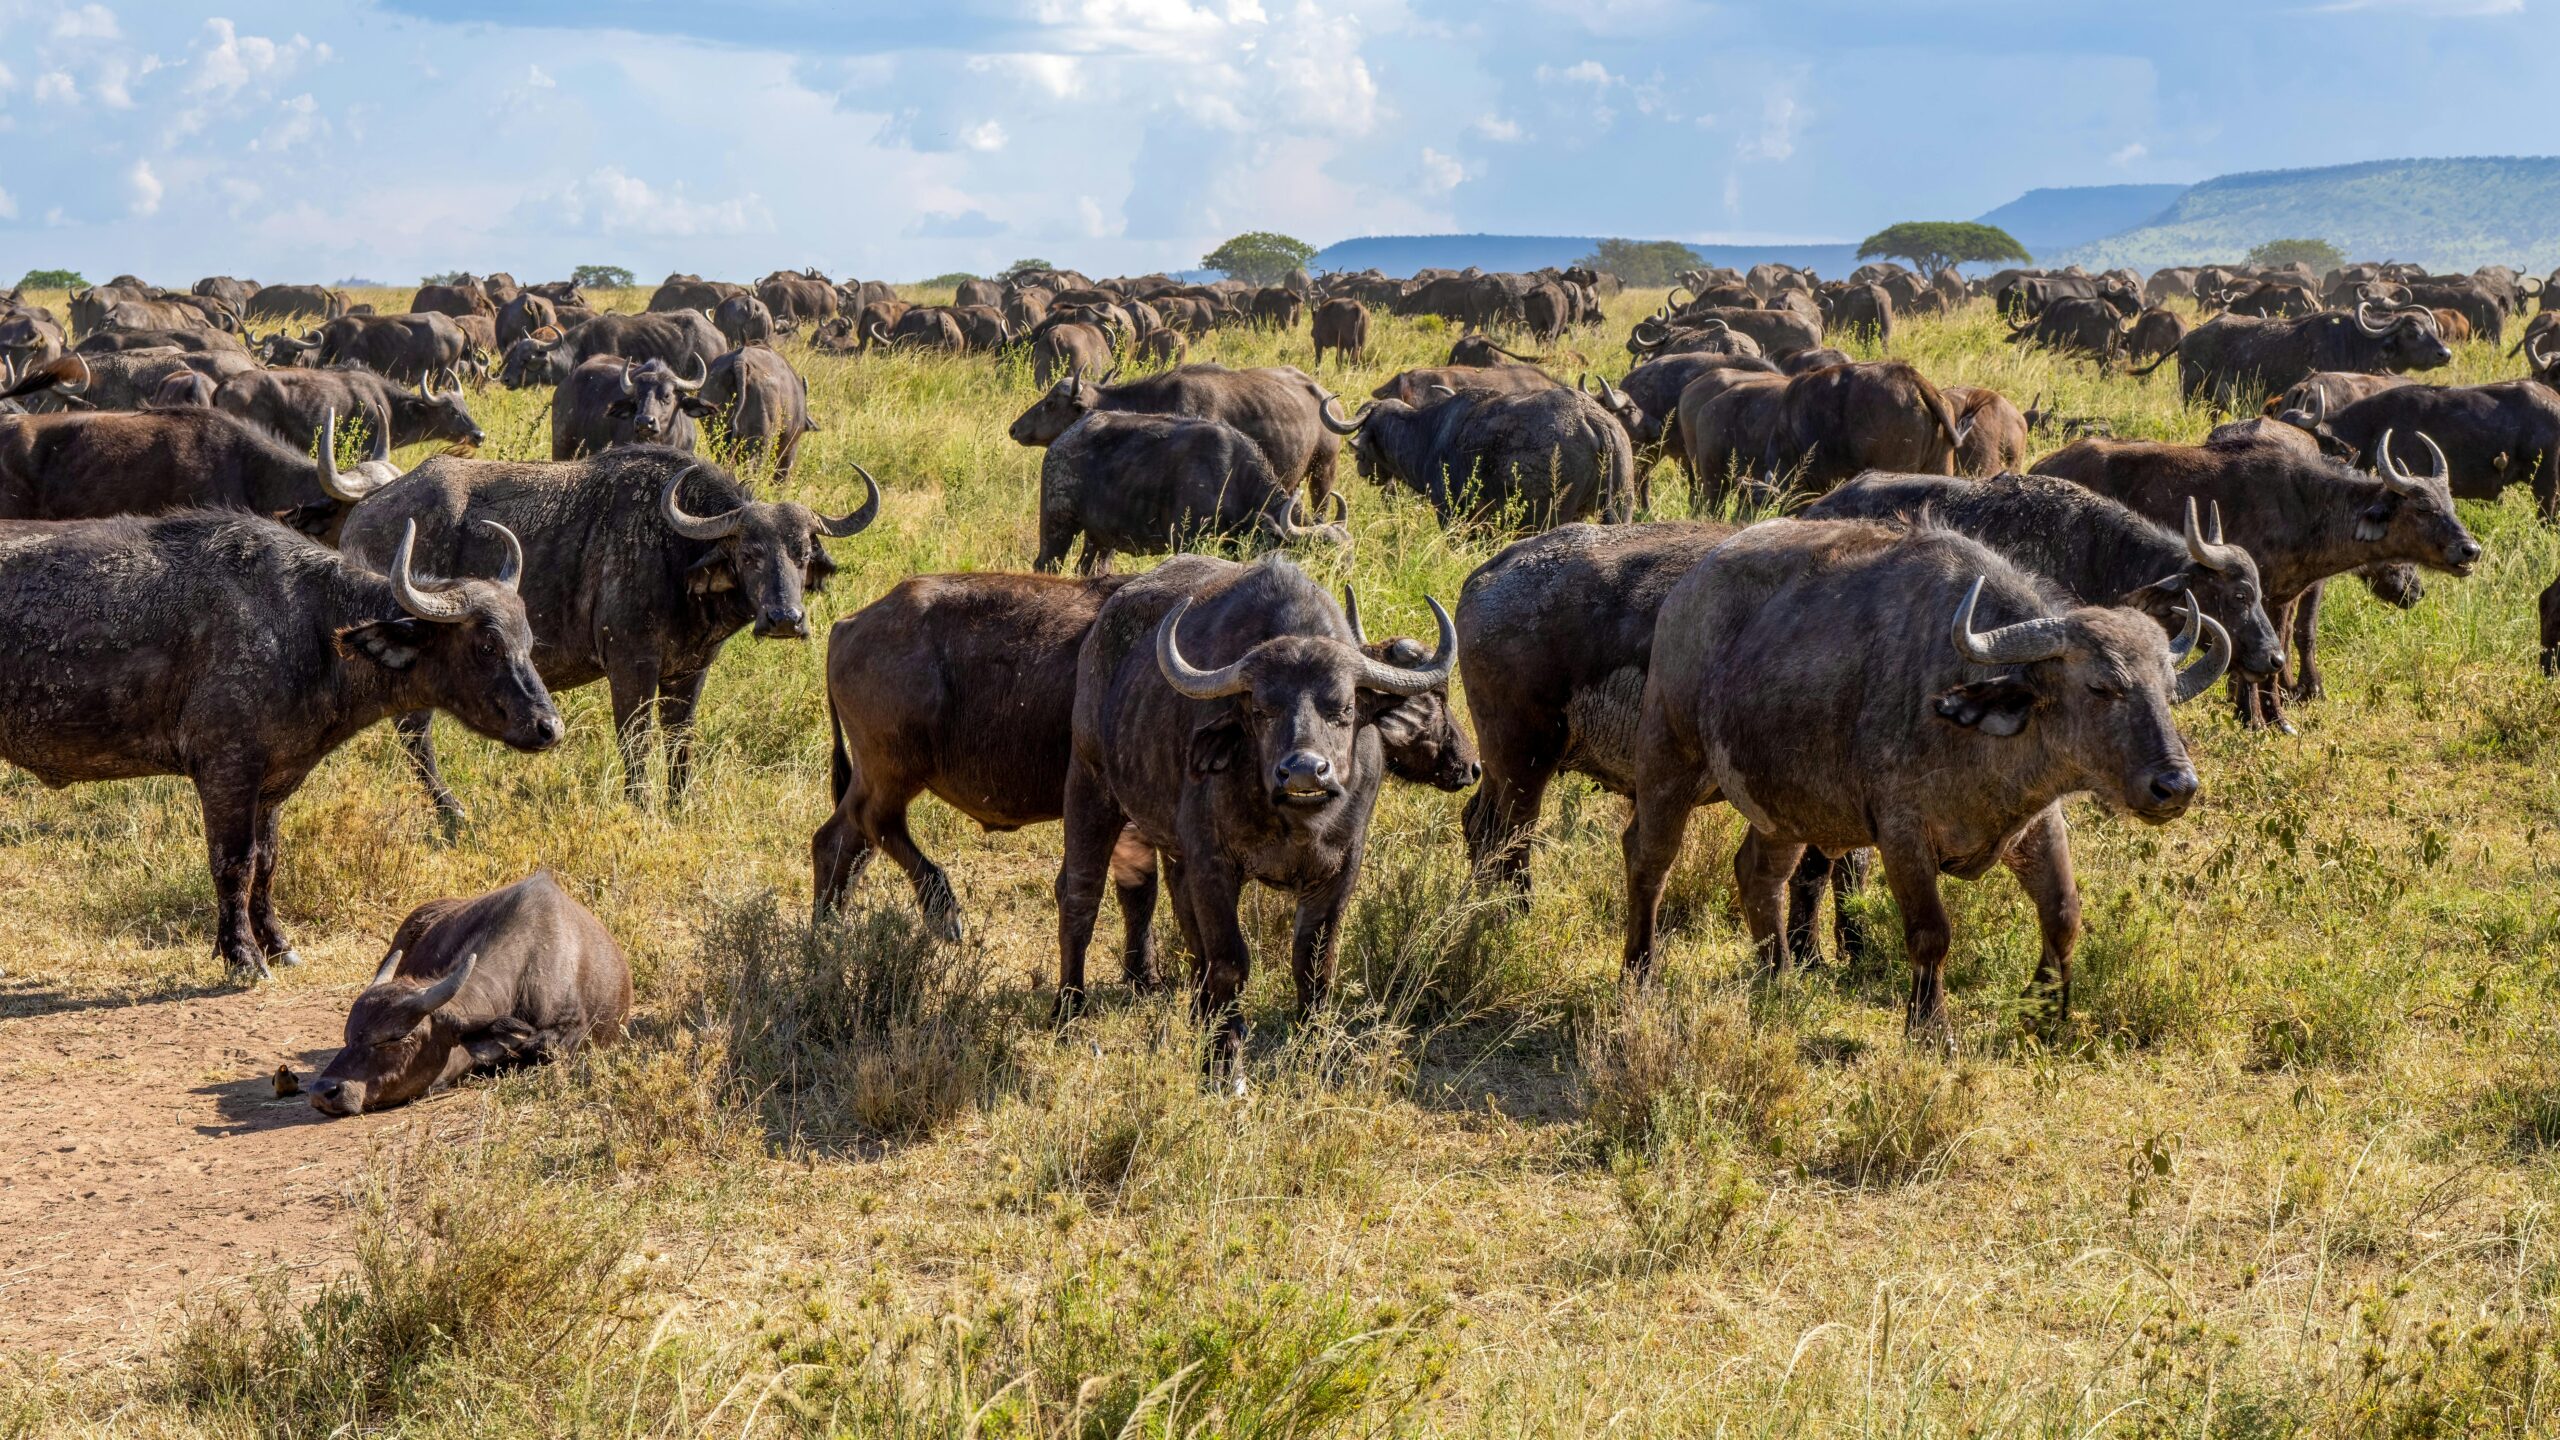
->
[700,344,815,482]
[2324,380,2560,518]
[214,366,482,458]
[307,872,630,1116]
[1035,412,1348,574]
[1058,556,1456,1080]
[0,513,557,976]
[317,312,471,387]
[1321,385,1635,530]
[2141,303,2451,413]
[1621,519,2226,1037]
[1311,298,1368,367]
[1030,323,1114,387]
[339,449,880,812]
[1008,363,1343,508]
[1370,363,1558,407]
[244,284,350,322]
[0,406,395,533]
[552,355,714,459]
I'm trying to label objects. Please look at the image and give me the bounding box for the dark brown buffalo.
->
[215,366,483,457]
[1621,352,1778,462]
[1030,322,1114,387]
[2033,430,2479,727]
[1634,309,1805,359]
[2125,307,2186,366]
[2008,296,2124,367]
[307,872,629,1115]
[77,326,245,357]
[410,283,496,319]
[545,310,726,376]
[1321,385,1635,530]
[1058,556,1456,1080]
[1621,520,2224,1035]
[1943,385,2028,474]
[1035,412,1346,574]
[1447,333,1546,367]
[701,344,815,482]
[0,311,66,366]
[0,512,556,976]
[193,276,260,310]
[0,349,256,414]
[244,284,350,322]
[712,293,778,348]
[1312,299,1368,367]
[1758,361,1967,495]
[496,292,557,349]
[338,449,879,812]
[2326,380,2560,517]
[1820,283,1895,346]
[649,274,748,314]
[0,406,395,532]
[552,355,714,460]
[1008,363,1342,507]
[1369,362,1557,407]
[2140,303,2452,413]
[1676,370,1789,512]
[810,573,1476,950]
[758,272,839,327]
[317,312,470,386]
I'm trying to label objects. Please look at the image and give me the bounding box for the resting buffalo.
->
[338,449,879,812]
[307,872,630,1115]
[1008,363,1342,507]
[1035,412,1347,574]
[1058,556,1457,1080]
[552,355,714,459]
[77,326,244,357]
[1621,519,2225,1036]
[2140,303,2451,413]
[810,571,1476,950]
[0,512,556,976]
[1322,385,1635,529]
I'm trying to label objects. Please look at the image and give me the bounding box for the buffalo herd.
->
[0,250,2552,1103]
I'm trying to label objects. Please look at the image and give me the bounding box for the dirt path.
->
[0,979,414,1364]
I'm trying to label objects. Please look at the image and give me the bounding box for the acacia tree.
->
[1572,239,1699,287]
[2245,238,2344,273]
[1202,232,1317,285]
[572,264,636,290]
[1856,222,2031,276]
[17,268,83,290]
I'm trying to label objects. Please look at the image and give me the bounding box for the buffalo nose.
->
[2453,539,2483,565]
[530,712,564,749]
[756,609,809,639]
[1275,752,1334,787]
[2148,767,2199,809]
[467,429,487,446]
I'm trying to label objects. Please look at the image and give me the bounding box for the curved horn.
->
[1949,575,2071,666]
[868,322,890,346]
[313,410,382,503]
[619,358,637,396]
[59,353,90,396]
[478,519,523,592]
[2307,381,2328,426]
[389,520,468,623]
[1350,595,1457,696]
[2531,334,2558,372]
[2183,497,2238,573]
[1153,596,1252,699]
[659,467,744,541]
[1328,490,1348,524]
[818,461,883,537]
[1317,392,1366,434]
[673,353,707,393]
[412,953,476,1016]
[2376,428,2447,494]
[2354,301,2394,336]
[2169,598,2233,705]
[1341,585,1368,646]
[368,947,405,989]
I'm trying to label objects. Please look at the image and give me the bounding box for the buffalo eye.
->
[2086,682,2124,700]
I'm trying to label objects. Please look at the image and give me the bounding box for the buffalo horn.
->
[660,467,744,541]
[1949,575,2071,666]
[411,953,476,1016]
[2169,596,2233,705]
[59,353,90,396]
[314,410,387,502]
[2376,428,2447,494]
[673,353,707,393]
[1342,585,1368,645]
[389,520,469,623]
[2182,497,2239,573]
[1317,392,1367,434]
[368,947,405,989]
[1350,595,1456,696]
[2531,334,2558,372]
[478,519,524,592]
[2354,301,2396,336]
[1154,597,1253,699]
[818,462,883,537]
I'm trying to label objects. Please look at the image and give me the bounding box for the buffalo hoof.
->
[270,948,304,968]
[926,909,963,945]
[1050,988,1086,1026]
[226,955,273,984]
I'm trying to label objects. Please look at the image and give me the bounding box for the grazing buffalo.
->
[552,355,714,460]
[1008,363,1342,508]
[2033,430,2479,727]
[339,449,880,812]
[1370,363,1558,407]
[758,272,839,327]
[650,274,748,314]
[317,312,471,386]
[1058,556,1456,1080]
[1312,299,1368,367]
[2140,303,2451,413]
[1676,371,1789,512]
[811,572,1476,949]
[712,293,779,348]
[2008,297,2125,368]
[0,349,255,414]
[1764,361,1968,494]
[411,283,496,319]
[1620,352,1777,461]
[1030,323,1114,387]
[496,292,558,349]
[700,344,815,482]
[1321,385,1635,530]
[1449,334,1547,367]
[0,407,394,533]
[215,366,483,458]
[2125,307,2187,366]
[2325,380,2560,517]
[1035,412,1348,574]
[1943,385,2029,474]
[307,872,630,1115]
[244,284,350,322]
[1634,308,1809,359]
[0,513,557,976]
[1621,519,2225,1036]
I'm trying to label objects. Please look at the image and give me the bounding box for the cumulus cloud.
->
[1418,146,1471,194]
[1473,113,1522,141]
[527,63,555,88]
[2110,140,2148,166]
[32,71,77,104]
[51,5,120,42]
[1735,91,1799,162]
[187,18,316,98]
[127,159,162,216]
[532,167,770,237]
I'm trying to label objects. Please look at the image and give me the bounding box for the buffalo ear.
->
[1932,675,2041,737]
[337,616,430,671]
[1187,711,1248,777]
[2123,572,2192,618]
[2355,494,2400,543]
[462,1016,543,1069]
[684,550,738,595]
[1360,689,1433,747]
[679,397,718,418]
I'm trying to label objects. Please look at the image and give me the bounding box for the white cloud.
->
[1473,113,1522,142]
[1537,59,1617,87]
[127,160,162,216]
[1077,194,1125,239]
[1418,146,1470,194]
[534,167,770,237]
[32,71,78,104]
[527,64,556,89]
[92,57,135,109]
[2109,141,2148,167]
[187,18,315,98]
[1735,91,1798,162]
[51,5,120,41]
[0,61,15,94]
[961,118,1007,151]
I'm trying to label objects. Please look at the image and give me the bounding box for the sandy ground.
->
[0,977,414,1365]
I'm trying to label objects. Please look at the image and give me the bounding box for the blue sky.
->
[0,0,2543,283]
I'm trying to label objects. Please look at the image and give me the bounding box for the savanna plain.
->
[6,284,2560,1438]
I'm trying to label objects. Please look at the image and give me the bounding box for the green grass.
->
[10,285,2560,1436]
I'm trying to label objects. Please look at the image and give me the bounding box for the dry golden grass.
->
[8,282,2560,1435]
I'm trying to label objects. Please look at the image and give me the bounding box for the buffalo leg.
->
[2539,572,2560,675]
[194,766,269,979]
[394,709,467,821]
[606,655,665,804]
[1876,832,1955,1050]
[1053,764,1124,1020]
[1462,744,1557,894]
[2000,807,2081,1031]
[808,810,876,922]
[2287,581,2326,702]
[1620,765,1702,982]
[1110,824,1162,991]
[1784,849,1832,969]
[1735,829,1807,974]
[247,800,300,968]
[1290,842,1363,1016]
[657,670,710,804]
[1180,857,1253,1086]
[871,799,960,943]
